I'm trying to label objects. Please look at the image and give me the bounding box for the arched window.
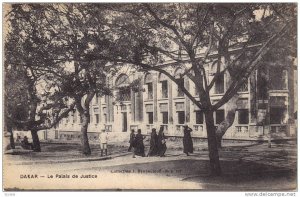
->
[115,74,130,87]
[115,74,131,101]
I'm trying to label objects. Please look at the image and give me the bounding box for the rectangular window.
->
[148,112,153,124]
[238,109,249,124]
[147,82,153,100]
[270,107,285,124]
[178,111,185,124]
[162,112,168,124]
[215,73,224,94]
[95,114,100,124]
[216,110,225,124]
[161,80,168,98]
[195,111,204,124]
[177,78,185,97]
[238,79,249,92]
[269,69,288,90]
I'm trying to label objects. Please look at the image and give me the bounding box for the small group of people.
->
[19,136,34,150]
[128,129,146,158]
[128,126,168,158]
[99,124,194,158]
[147,126,167,157]
[129,125,194,158]
[129,126,167,158]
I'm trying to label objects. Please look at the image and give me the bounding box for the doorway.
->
[122,112,128,132]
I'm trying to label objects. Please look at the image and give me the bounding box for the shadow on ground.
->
[97,159,296,191]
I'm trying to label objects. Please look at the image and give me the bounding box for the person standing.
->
[134,129,145,157]
[99,129,108,156]
[157,126,167,157]
[183,125,193,156]
[21,136,33,150]
[128,129,135,152]
[147,128,158,156]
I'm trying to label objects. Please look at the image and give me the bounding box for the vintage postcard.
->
[3,3,297,191]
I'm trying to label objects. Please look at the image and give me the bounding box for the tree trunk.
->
[204,110,222,176]
[80,113,91,155]
[31,129,41,152]
[7,123,15,149]
[216,94,239,148]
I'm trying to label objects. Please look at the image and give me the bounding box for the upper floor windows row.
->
[145,72,184,100]
[112,66,287,103]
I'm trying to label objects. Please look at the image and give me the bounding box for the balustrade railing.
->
[193,125,204,132]
[105,124,112,132]
[175,124,184,135]
[234,125,249,137]
[270,124,287,133]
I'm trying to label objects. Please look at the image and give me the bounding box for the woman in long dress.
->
[147,128,158,156]
[157,126,167,157]
[134,129,145,157]
[183,125,193,156]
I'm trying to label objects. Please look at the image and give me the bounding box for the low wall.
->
[13,128,296,144]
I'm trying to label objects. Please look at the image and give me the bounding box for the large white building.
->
[51,57,296,142]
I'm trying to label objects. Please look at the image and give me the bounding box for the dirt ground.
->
[3,140,297,191]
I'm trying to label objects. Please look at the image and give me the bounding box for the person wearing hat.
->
[183,125,193,156]
[99,129,108,156]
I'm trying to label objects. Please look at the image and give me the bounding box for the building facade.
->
[52,59,296,142]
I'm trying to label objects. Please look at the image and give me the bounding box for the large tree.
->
[38,4,112,155]
[5,4,112,155]
[4,64,29,149]
[5,3,296,173]
[83,3,296,175]
[4,51,76,152]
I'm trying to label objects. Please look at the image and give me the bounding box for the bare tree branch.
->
[144,4,191,52]
[37,102,76,130]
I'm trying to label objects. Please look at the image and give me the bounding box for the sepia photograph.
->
[2,2,297,191]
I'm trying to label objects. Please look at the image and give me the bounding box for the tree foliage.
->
[4,3,296,170]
